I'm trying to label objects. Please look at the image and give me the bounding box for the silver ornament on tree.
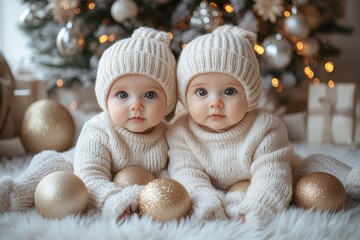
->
[190,1,223,32]
[111,0,139,24]
[283,2,311,42]
[18,4,48,28]
[56,21,85,57]
[261,33,293,71]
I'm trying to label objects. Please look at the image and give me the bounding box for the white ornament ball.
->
[56,21,85,57]
[111,0,139,23]
[34,171,89,219]
[283,14,311,42]
[261,34,293,71]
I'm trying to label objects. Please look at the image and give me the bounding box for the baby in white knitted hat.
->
[72,27,177,219]
[0,27,177,220]
[167,25,360,229]
[167,25,293,228]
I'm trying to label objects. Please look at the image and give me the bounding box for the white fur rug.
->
[1,143,360,240]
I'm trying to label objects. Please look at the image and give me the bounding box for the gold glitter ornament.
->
[229,180,250,193]
[139,178,191,221]
[34,171,89,219]
[20,99,75,154]
[113,166,156,187]
[294,172,346,212]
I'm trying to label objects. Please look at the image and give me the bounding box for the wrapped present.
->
[15,73,47,102]
[283,111,307,142]
[307,83,356,144]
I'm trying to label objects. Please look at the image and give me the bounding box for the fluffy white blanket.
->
[1,143,360,240]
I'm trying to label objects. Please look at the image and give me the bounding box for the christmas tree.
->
[19,0,351,94]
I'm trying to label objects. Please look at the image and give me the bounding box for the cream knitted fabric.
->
[73,112,169,219]
[167,109,293,227]
[95,27,177,115]
[0,150,72,213]
[177,25,261,112]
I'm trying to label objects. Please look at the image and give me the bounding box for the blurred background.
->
[1,0,360,154]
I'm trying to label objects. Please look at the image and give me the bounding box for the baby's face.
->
[186,73,247,133]
[107,74,166,133]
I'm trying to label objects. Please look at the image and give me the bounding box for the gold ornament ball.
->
[294,172,346,212]
[139,178,191,221]
[20,99,75,154]
[113,166,156,187]
[34,171,89,219]
[229,180,250,193]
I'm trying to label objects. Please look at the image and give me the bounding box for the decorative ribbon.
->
[308,87,353,143]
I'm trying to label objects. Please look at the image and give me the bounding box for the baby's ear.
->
[213,25,257,46]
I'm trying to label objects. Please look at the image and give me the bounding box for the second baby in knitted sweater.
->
[167,25,360,229]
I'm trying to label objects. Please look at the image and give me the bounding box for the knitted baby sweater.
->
[73,112,168,219]
[167,109,293,225]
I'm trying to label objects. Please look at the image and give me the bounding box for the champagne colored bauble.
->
[56,21,85,57]
[294,172,346,212]
[113,166,156,187]
[20,99,75,154]
[111,0,139,24]
[298,37,320,58]
[34,171,89,219]
[261,33,293,71]
[139,179,191,221]
[283,14,311,42]
[229,180,250,193]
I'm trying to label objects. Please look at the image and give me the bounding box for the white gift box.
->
[307,83,356,144]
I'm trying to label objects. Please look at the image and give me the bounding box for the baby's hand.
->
[118,206,131,220]
[238,213,245,224]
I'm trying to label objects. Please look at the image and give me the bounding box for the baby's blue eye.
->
[224,88,237,96]
[145,91,156,99]
[117,91,128,99]
[196,88,207,96]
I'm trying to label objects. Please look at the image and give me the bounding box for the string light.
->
[57,79,64,88]
[179,23,188,31]
[209,2,218,8]
[296,41,304,51]
[182,43,187,49]
[102,18,110,25]
[70,101,78,109]
[78,38,84,46]
[325,61,334,73]
[108,33,116,42]
[99,34,108,43]
[224,4,234,13]
[272,77,280,87]
[283,10,291,17]
[74,8,81,14]
[328,80,335,88]
[87,2,95,10]
[254,44,264,55]
[276,84,284,93]
[313,77,320,86]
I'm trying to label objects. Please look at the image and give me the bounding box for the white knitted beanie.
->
[177,25,261,112]
[95,27,177,115]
